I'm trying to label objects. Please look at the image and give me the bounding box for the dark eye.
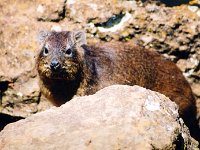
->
[65,48,73,56]
[43,47,49,56]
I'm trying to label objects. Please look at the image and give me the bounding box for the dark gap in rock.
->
[170,50,190,59]
[190,4,200,7]
[141,0,190,6]
[58,1,66,21]
[0,81,9,104]
[95,12,125,28]
[99,35,113,42]
[88,17,98,23]
[190,33,200,46]
[0,81,9,93]
[0,113,24,131]
[172,23,181,30]
[22,98,40,104]
[174,134,184,150]
[4,101,15,108]
[37,17,63,23]
[160,0,190,6]
[194,61,200,72]
[158,48,171,54]
[36,92,42,105]
[191,74,200,80]
[119,34,135,42]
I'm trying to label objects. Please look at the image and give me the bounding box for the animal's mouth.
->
[40,67,67,80]
[50,70,69,79]
[39,64,79,80]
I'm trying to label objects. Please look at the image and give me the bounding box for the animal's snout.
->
[50,60,61,71]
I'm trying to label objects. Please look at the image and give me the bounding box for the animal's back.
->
[82,43,157,91]
[83,42,195,115]
[83,42,197,132]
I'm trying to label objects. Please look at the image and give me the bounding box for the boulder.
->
[0,0,200,125]
[0,85,198,150]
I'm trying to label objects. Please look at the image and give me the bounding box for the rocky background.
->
[0,0,200,131]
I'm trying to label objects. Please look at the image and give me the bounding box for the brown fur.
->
[37,31,199,141]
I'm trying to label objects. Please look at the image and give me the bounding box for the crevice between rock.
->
[0,113,24,131]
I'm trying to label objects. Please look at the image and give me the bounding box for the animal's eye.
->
[43,47,49,56]
[65,48,73,56]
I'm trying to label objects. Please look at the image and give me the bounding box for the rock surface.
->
[0,85,198,150]
[0,0,199,130]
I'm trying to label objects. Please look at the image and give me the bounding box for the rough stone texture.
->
[0,0,199,128]
[0,0,54,118]
[0,85,198,150]
[66,0,137,24]
[36,0,66,22]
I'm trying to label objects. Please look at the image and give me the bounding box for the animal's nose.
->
[50,60,61,71]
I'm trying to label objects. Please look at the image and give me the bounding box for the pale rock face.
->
[0,85,198,150]
[0,0,200,125]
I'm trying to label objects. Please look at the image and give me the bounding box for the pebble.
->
[51,25,62,32]
[197,10,200,17]
[188,5,198,12]
[37,4,45,13]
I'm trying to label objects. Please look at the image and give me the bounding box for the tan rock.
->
[0,85,198,150]
[192,83,200,97]
[66,0,136,24]
[0,0,199,132]
[36,0,66,22]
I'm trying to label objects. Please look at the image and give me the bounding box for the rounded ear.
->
[73,31,87,46]
[37,31,50,45]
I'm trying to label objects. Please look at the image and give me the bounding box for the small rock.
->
[140,35,153,45]
[36,4,45,14]
[188,5,198,12]
[192,83,200,97]
[197,10,200,17]
[177,57,199,72]
[51,25,62,32]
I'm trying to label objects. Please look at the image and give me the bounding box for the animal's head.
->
[37,31,86,80]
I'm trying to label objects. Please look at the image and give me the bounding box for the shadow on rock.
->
[0,113,24,131]
[160,0,190,6]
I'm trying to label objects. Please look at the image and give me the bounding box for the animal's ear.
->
[37,31,50,44]
[73,31,87,46]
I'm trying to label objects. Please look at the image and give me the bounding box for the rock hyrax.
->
[37,30,199,140]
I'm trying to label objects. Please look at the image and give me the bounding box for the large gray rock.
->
[0,85,198,150]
